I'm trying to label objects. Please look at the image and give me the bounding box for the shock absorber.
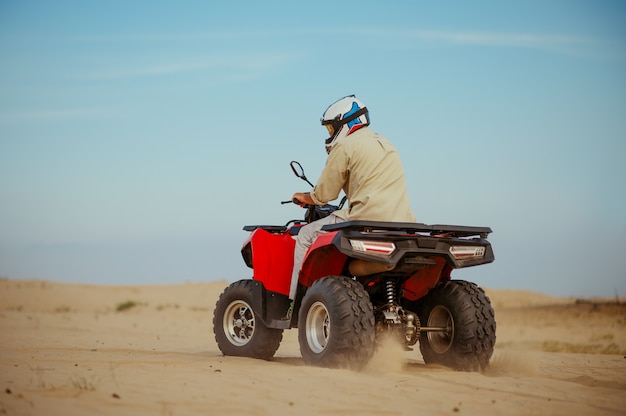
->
[385,278,396,305]
[381,279,401,325]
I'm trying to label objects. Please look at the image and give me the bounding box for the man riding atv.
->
[213,95,496,372]
[289,95,416,303]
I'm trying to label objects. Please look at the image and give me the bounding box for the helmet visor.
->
[325,124,335,136]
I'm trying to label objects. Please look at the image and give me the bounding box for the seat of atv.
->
[321,221,492,238]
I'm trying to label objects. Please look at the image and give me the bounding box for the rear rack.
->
[322,220,492,238]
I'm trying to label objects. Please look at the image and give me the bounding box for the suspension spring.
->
[385,279,396,305]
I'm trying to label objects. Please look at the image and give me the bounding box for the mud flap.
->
[251,280,292,329]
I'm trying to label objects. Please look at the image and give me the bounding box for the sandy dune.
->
[1,278,625,415]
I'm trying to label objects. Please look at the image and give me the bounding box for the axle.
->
[419,326,451,332]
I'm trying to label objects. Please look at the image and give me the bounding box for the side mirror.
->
[290,161,314,187]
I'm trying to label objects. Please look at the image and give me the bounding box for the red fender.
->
[299,231,348,288]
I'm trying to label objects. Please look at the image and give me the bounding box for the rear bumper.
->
[325,221,494,269]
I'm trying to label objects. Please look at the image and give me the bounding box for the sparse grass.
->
[591,333,615,342]
[156,304,180,311]
[116,300,141,312]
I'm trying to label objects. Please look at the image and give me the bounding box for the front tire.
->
[419,280,496,371]
[213,280,283,360]
[298,276,375,369]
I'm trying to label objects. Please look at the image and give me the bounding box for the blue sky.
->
[1,1,624,297]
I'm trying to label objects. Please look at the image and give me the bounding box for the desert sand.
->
[1,278,625,416]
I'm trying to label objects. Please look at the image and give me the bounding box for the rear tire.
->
[419,280,496,371]
[298,276,375,369]
[213,280,283,360]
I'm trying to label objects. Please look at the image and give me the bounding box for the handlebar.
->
[281,198,302,205]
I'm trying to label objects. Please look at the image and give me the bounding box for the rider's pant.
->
[289,214,345,300]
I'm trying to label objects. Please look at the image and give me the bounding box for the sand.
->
[1,278,625,415]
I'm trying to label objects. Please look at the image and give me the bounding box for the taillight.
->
[450,245,486,260]
[349,240,396,255]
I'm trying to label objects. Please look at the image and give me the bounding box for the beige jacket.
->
[310,127,416,222]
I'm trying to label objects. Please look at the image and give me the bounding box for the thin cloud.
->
[10,27,594,49]
[335,27,595,52]
[83,53,292,81]
[11,27,601,57]
[331,27,615,60]
[69,28,600,84]
[409,30,590,48]
[85,61,220,81]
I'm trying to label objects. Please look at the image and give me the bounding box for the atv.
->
[213,161,496,371]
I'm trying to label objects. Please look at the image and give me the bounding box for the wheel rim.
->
[223,300,255,346]
[306,301,330,354]
[427,305,454,354]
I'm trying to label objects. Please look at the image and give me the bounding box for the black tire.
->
[418,280,496,371]
[298,276,375,369]
[213,280,283,360]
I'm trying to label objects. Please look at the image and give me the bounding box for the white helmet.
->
[321,95,370,153]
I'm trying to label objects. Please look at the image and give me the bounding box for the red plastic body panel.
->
[244,225,459,302]
[245,229,295,296]
[402,258,452,301]
[299,231,347,288]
